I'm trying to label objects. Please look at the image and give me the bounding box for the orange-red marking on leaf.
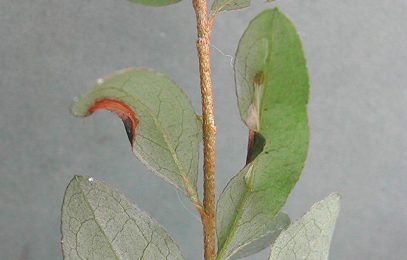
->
[89,99,139,145]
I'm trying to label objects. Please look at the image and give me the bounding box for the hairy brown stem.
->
[192,0,216,259]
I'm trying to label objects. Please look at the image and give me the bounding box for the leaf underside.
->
[71,68,201,199]
[61,175,185,260]
[216,9,310,260]
[210,0,251,15]
[269,193,341,260]
[127,0,182,7]
[229,211,291,260]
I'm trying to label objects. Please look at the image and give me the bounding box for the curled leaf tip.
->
[246,130,266,164]
[89,99,139,145]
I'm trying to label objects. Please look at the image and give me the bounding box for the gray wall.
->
[1,0,406,259]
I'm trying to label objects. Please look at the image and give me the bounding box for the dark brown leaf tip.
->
[246,130,266,164]
[89,99,139,146]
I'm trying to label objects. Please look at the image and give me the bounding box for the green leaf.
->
[71,68,201,200]
[269,193,341,260]
[216,165,291,260]
[216,9,309,259]
[230,211,290,260]
[127,0,182,7]
[61,175,186,260]
[210,0,251,16]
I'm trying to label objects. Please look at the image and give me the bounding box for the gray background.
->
[0,0,406,259]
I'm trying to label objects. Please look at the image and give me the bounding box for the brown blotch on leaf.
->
[89,99,139,146]
[253,71,265,86]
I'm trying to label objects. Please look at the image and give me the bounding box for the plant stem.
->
[192,0,216,259]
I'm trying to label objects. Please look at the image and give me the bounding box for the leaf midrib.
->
[217,163,253,260]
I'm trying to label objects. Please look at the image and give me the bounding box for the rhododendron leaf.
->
[217,9,309,259]
[71,68,201,199]
[61,175,186,260]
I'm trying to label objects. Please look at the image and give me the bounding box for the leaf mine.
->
[71,68,202,200]
[216,9,310,259]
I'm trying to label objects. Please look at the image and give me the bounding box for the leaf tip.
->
[329,192,342,201]
[331,193,342,207]
[70,97,86,117]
